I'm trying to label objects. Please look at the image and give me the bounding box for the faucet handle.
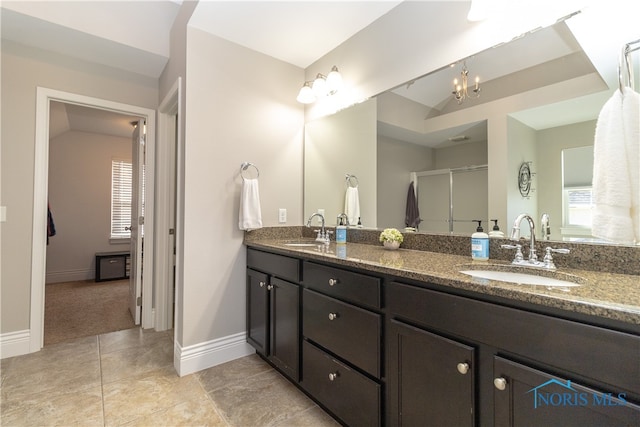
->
[501,244,524,263]
[543,247,569,269]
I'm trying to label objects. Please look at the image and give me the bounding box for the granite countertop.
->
[245,238,640,329]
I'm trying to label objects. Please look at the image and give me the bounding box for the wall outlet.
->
[317,209,325,224]
[278,208,287,224]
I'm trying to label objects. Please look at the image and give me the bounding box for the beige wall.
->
[181,27,303,347]
[46,130,131,283]
[377,136,433,230]
[537,120,596,237]
[304,98,377,227]
[0,41,158,334]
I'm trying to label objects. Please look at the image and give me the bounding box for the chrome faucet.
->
[307,213,330,244]
[510,213,538,263]
[337,213,349,226]
[540,213,551,241]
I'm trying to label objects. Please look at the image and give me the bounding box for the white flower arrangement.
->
[379,228,404,244]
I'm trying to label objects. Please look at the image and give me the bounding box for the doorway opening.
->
[31,88,157,353]
[44,101,142,345]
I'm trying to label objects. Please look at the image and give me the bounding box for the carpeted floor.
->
[44,279,135,346]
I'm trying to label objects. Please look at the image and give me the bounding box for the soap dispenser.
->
[489,219,505,238]
[471,220,489,261]
[336,215,347,244]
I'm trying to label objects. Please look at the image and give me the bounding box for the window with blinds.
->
[111,159,133,239]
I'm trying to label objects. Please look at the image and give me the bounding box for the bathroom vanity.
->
[245,232,640,426]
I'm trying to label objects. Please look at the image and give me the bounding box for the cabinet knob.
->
[328,312,339,321]
[328,278,338,286]
[328,372,339,381]
[456,362,470,375]
[259,281,266,288]
[494,377,507,391]
[267,284,274,291]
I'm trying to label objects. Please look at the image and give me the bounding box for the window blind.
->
[111,160,133,239]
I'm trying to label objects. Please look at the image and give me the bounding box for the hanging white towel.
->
[344,186,360,226]
[592,87,640,244]
[239,178,263,231]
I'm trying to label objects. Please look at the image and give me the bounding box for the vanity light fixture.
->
[297,65,343,103]
[452,62,480,104]
[296,81,316,104]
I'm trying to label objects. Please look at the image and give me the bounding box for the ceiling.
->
[1,0,403,138]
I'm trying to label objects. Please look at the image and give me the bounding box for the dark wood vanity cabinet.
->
[246,249,301,381]
[387,319,475,426]
[246,247,639,426]
[387,281,640,427]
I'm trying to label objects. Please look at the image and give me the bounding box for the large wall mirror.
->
[303,12,638,246]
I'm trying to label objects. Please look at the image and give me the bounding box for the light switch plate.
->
[278,208,287,224]
[0,206,6,222]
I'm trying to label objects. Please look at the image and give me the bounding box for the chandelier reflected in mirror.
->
[452,61,480,104]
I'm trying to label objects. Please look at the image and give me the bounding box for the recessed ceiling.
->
[188,1,402,68]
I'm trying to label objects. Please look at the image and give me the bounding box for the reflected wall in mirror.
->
[303,15,638,246]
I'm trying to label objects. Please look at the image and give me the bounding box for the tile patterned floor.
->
[0,328,339,427]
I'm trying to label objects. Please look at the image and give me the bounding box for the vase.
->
[383,240,400,250]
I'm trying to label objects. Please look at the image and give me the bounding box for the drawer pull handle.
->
[328,372,339,381]
[494,377,507,391]
[259,281,266,288]
[328,278,338,286]
[456,362,469,375]
[328,312,339,321]
[267,284,274,290]
[109,260,119,264]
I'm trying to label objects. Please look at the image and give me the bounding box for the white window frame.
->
[561,185,593,236]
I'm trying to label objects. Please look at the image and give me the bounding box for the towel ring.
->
[345,174,359,188]
[240,162,259,180]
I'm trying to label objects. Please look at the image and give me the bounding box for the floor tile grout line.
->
[97,334,107,427]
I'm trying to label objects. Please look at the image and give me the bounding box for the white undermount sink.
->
[459,269,582,287]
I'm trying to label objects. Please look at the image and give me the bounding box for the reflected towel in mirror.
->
[239,178,263,231]
[405,181,422,229]
[345,186,360,226]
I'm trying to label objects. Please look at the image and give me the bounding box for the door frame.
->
[155,77,182,332]
[31,87,156,352]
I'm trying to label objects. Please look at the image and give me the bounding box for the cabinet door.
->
[494,357,640,427]
[269,277,300,381]
[387,319,475,427]
[247,268,269,355]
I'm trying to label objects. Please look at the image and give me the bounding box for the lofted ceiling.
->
[1,0,403,138]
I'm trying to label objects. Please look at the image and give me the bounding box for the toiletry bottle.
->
[489,219,505,238]
[336,216,347,244]
[471,220,489,261]
[357,217,363,228]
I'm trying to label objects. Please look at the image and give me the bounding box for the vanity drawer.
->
[303,289,381,378]
[303,261,381,309]
[302,340,380,427]
[247,248,300,282]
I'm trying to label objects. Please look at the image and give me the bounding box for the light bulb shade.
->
[296,82,316,104]
[312,73,327,97]
[325,66,343,95]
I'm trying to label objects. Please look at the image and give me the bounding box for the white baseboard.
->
[46,268,93,284]
[0,330,31,359]
[174,331,253,376]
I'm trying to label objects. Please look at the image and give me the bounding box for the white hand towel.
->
[239,178,263,231]
[592,87,640,244]
[344,186,360,226]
